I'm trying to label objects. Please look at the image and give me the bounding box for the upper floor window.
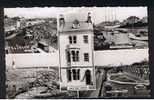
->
[73,36,77,43]
[71,50,79,62]
[71,51,76,62]
[66,51,71,62]
[69,36,77,44]
[83,35,88,43]
[69,36,72,44]
[84,53,89,62]
[76,51,79,61]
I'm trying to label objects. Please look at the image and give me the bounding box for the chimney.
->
[59,14,65,27]
[86,12,92,24]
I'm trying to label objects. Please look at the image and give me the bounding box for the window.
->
[72,19,80,29]
[67,69,72,81]
[84,53,89,62]
[69,36,72,44]
[70,50,79,62]
[71,51,76,62]
[77,69,80,80]
[73,36,77,43]
[69,36,77,44]
[76,51,79,61]
[83,35,88,43]
[67,69,80,81]
[67,51,71,62]
[72,69,77,80]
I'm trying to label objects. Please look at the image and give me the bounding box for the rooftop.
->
[58,21,93,32]
[58,12,93,32]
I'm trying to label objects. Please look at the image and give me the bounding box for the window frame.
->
[67,69,80,81]
[84,53,89,62]
[83,35,88,43]
[69,36,72,44]
[68,35,77,44]
[73,36,77,43]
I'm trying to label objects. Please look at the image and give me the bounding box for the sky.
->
[4,7,147,24]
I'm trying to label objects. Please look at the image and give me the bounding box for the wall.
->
[59,31,94,67]
[61,67,94,87]
[94,48,149,67]
[6,48,148,69]
[6,52,59,69]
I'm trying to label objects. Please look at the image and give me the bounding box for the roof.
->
[62,12,90,22]
[59,22,93,32]
[58,12,93,32]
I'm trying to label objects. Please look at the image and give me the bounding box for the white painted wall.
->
[5,49,149,68]
[94,48,149,67]
[59,31,94,67]
[61,67,94,87]
[5,52,59,69]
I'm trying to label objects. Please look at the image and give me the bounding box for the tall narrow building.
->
[57,12,96,91]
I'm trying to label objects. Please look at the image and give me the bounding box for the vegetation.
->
[94,26,110,50]
[119,21,148,28]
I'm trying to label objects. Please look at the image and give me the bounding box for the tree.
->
[4,15,8,19]
[12,16,20,21]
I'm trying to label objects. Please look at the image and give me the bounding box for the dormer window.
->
[72,19,80,29]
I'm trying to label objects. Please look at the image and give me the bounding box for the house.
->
[58,12,96,91]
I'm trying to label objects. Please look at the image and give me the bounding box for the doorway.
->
[85,69,92,85]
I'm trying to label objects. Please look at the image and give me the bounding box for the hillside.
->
[119,21,148,28]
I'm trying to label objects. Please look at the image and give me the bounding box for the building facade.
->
[58,13,96,91]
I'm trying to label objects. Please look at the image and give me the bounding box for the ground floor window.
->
[67,68,80,81]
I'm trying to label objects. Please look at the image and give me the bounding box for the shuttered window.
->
[83,35,88,43]
[84,53,89,62]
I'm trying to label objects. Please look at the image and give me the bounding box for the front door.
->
[85,69,92,85]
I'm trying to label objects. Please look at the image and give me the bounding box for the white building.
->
[57,12,96,91]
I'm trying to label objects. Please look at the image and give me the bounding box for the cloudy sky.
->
[4,7,147,24]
